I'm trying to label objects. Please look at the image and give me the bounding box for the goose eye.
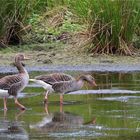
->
[91,77,95,81]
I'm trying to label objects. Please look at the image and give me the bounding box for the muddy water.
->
[0,71,140,140]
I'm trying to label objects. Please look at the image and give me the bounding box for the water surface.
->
[0,71,140,140]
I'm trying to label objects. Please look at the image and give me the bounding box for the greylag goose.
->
[0,54,29,110]
[30,73,74,104]
[30,73,97,104]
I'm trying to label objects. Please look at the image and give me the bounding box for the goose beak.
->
[92,81,97,86]
[24,56,30,60]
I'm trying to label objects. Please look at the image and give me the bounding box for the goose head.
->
[79,75,97,87]
[15,54,30,63]
[14,54,30,73]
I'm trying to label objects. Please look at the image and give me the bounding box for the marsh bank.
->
[0,44,140,73]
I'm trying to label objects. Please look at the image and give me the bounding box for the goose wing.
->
[0,74,22,90]
[8,81,23,96]
[52,80,76,93]
[35,73,74,84]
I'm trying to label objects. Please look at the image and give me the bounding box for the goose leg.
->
[4,109,7,119]
[44,91,49,104]
[3,97,7,111]
[44,103,49,114]
[14,97,25,110]
[60,94,63,104]
[60,101,63,113]
[15,110,25,121]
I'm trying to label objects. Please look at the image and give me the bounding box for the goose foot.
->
[4,107,8,111]
[14,98,26,111]
[21,107,26,111]
[60,101,63,105]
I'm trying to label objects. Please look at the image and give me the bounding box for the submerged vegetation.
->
[0,0,139,55]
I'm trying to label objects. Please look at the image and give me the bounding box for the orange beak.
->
[24,56,30,60]
[92,81,97,86]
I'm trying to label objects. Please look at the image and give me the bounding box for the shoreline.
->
[1,64,140,73]
[1,46,140,73]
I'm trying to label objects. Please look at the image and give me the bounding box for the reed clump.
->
[0,0,139,56]
[0,0,35,46]
[0,0,67,47]
[68,0,140,55]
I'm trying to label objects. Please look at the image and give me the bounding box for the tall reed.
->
[0,0,35,46]
[68,0,140,55]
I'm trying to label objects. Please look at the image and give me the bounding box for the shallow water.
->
[0,71,140,140]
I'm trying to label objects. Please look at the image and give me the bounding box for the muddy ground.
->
[0,45,140,73]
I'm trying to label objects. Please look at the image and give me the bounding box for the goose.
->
[35,73,75,103]
[30,73,97,104]
[0,54,29,110]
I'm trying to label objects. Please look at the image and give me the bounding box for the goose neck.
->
[15,60,26,73]
[76,79,84,88]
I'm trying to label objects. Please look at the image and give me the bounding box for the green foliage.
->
[61,21,82,33]
[32,0,67,13]
[26,8,84,43]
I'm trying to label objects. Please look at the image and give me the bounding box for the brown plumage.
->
[51,74,97,93]
[30,74,97,104]
[0,54,29,110]
[35,73,74,84]
[0,74,24,96]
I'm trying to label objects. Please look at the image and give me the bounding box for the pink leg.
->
[60,94,63,105]
[44,103,49,114]
[60,102,63,113]
[15,110,25,121]
[14,97,25,110]
[4,109,7,119]
[3,97,7,111]
[44,91,49,104]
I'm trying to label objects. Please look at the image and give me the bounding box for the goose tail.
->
[0,89,9,98]
[29,79,53,91]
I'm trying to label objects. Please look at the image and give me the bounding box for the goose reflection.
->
[30,104,96,132]
[0,110,28,140]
